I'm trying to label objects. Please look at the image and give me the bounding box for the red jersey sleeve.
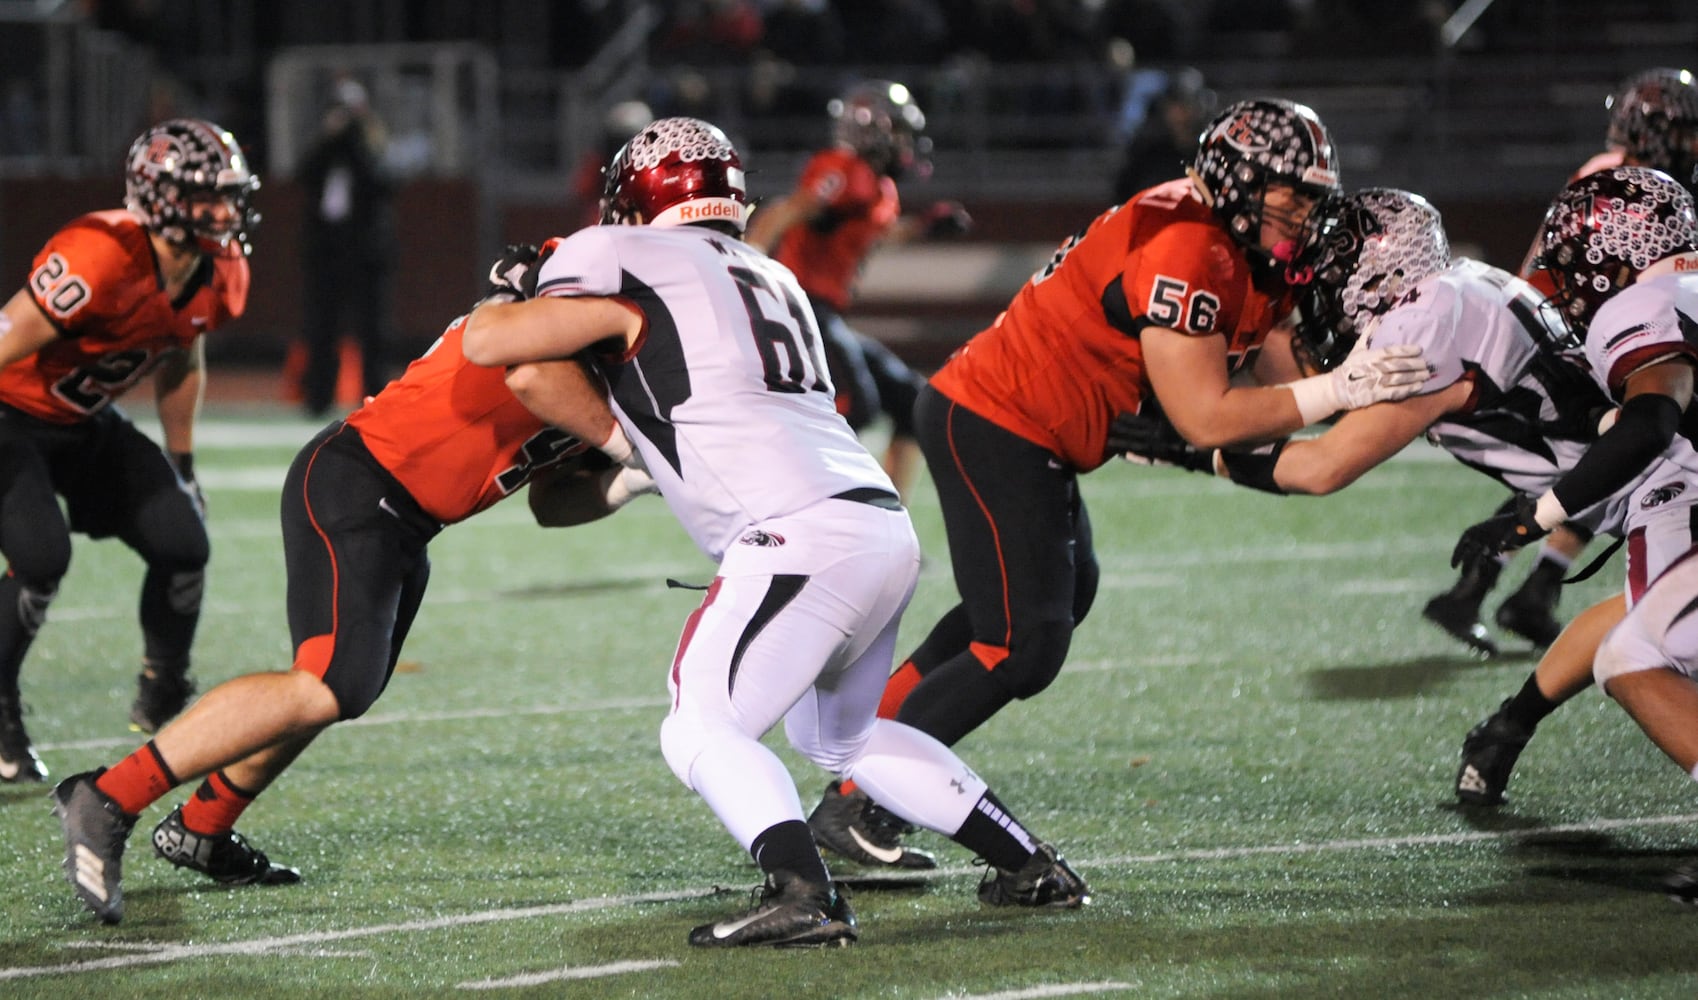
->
[29,215,150,336]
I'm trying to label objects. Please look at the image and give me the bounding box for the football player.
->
[1451,168,1698,874]
[806,99,1436,869]
[745,79,969,498]
[1424,67,1698,657]
[461,117,1090,948]
[1108,188,1670,808]
[51,248,646,925]
[0,120,258,783]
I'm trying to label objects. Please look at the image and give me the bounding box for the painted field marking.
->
[941,984,1135,1000]
[457,958,680,990]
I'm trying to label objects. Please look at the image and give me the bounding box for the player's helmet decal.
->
[1298,188,1451,370]
[1606,67,1698,194]
[125,118,260,258]
[1533,165,1698,340]
[829,79,931,180]
[1192,99,1341,282]
[601,117,749,232]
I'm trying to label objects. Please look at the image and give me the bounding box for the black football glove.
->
[484,243,542,302]
[1450,494,1547,570]
[1106,409,1213,473]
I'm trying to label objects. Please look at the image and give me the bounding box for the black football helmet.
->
[829,80,931,180]
[1296,188,1451,370]
[600,117,749,232]
[1191,98,1341,282]
[1605,67,1698,194]
[125,118,260,258]
[1532,165,1698,343]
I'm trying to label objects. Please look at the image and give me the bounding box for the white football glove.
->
[1288,343,1431,424]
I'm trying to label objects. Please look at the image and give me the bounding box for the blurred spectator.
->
[293,76,397,416]
[1112,66,1215,201]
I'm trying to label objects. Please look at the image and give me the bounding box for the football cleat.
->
[807,781,936,870]
[1494,578,1563,648]
[977,842,1092,909]
[52,769,137,924]
[1663,865,1698,906]
[688,871,857,948]
[1421,593,1498,658]
[152,806,302,885]
[1455,699,1534,806]
[0,693,46,783]
[129,668,196,734]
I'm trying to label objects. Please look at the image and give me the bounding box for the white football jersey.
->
[1367,258,1623,531]
[535,224,895,560]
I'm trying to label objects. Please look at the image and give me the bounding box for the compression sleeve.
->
[1545,392,1681,523]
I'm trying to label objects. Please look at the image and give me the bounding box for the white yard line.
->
[7,811,1698,983]
[939,985,1136,1000]
[457,959,681,990]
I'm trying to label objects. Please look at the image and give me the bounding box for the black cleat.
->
[152,806,301,885]
[807,781,936,870]
[1664,865,1698,905]
[0,693,46,783]
[1422,593,1498,658]
[129,668,196,734]
[688,871,857,948]
[1495,590,1562,648]
[1455,699,1533,806]
[52,769,137,924]
[977,841,1091,909]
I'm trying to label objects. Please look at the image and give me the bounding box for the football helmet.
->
[125,118,260,258]
[829,80,931,180]
[600,117,749,232]
[1297,188,1451,370]
[1191,98,1341,281]
[1532,165,1698,342]
[1605,67,1698,193]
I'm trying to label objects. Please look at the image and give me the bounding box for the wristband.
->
[1285,374,1339,426]
[1217,441,1288,495]
[170,451,195,480]
[600,423,636,467]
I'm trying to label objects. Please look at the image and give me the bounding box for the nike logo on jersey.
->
[190,316,209,328]
[847,826,906,865]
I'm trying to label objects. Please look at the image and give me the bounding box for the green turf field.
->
[2,408,1695,999]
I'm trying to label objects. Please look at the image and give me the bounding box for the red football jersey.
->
[346,314,583,524]
[1,210,249,423]
[930,179,1293,472]
[772,147,900,311]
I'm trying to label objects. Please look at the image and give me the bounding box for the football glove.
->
[1288,343,1432,424]
[1106,410,1213,473]
[1450,494,1547,570]
[484,242,542,302]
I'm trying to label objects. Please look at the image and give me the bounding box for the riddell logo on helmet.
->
[679,201,740,221]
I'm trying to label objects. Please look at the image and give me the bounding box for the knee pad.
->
[16,582,57,636]
[1593,626,1657,692]
[997,619,1075,700]
[166,569,205,616]
[659,712,705,789]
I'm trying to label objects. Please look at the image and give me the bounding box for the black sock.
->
[894,654,1016,747]
[750,820,830,885]
[951,790,1038,871]
[1502,672,1561,730]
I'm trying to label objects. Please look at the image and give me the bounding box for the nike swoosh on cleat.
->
[847,826,906,865]
[711,907,775,940]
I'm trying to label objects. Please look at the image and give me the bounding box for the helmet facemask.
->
[1192,99,1341,287]
[1296,188,1451,370]
[1533,165,1698,342]
[125,119,260,258]
[1606,67,1698,195]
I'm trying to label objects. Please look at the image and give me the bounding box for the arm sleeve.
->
[1549,392,1682,516]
